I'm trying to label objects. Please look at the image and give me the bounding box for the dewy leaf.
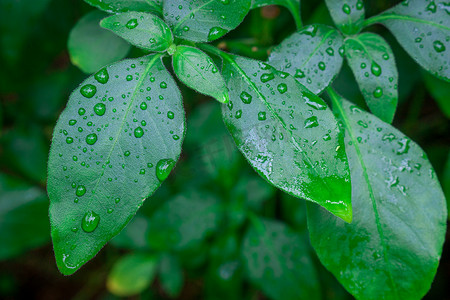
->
[325,0,365,34]
[344,33,398,123]
[200,46,352,222]
[307,89,447,300]
[47,54,186,275]
[163,0,252,42]
[242,217,321,300]
[251,0,302,29]
[269,24,344,95]
[84,0,162,15]
[172,46,229,103]
[101,12,173,52]
[365,0,450,82]
[107,253,159,296]
[68,11,130,74]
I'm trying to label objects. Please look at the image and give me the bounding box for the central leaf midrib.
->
[172,0,216,33]
[300,29,336,68]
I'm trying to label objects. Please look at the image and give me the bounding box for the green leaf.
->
[251,0,302,29]
[107,253,159,296]
[146,191,221,251]
[158,254,184,297]
[101,12,173,52]
[423,72,450,118]
[48,54,186,275]
[307,89,447,300]
[0,173,50,260]
[68,11,131,74]
[269,24,344,94]
[344,33,398,123]
[242,217,321,300]
[325,0,365,34]
[443,153,450,220]
[84,0,162,15]
[163,0,252,42]
[201,46,352,222]
[365,0,450,82]
[173,46,229,103]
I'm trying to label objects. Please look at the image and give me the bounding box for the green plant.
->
[46,0,448,299]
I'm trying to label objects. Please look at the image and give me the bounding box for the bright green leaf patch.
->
[47,54,186,275]
[307,90,447,300]
[173,46,229,103]
[101,12,173,52]
[163,0,252,42]
[269,24,344,94]
[345,33,398,123]
[325,0,365,34]
[367,0,450,81]
[84,0,162,15]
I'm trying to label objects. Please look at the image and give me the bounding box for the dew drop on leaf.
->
[373,87,383,98]
[155,159,176,181]
[80,84,97,98]
[134,127,144,138]
[277,83,288,94]
[126,19,138,29]
[76,185,86,197]
[342,4,351,14]
[81,211,100,233]
[78,108,86,116]
[69,119,77,126]
[304,116,319,128]
[86,133,98,145]
[260,73,275,83]
[208,27,227,41]
[433,40,446,53]
[66,137,74,144]
[94,103,106,116]
[94,68,109,84]
[371,62,382,76]
[258,112,267,121]
[167,111,175,119]
[240,91,252,104]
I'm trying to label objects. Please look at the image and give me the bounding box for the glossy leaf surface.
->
[345,33,398,123]
[269,24,344,94]
[107,253,159,296]
[369,0,450,81]
[325,0,365,34]
[68,11,130,74]
[307,90,447,300]
[251,0,301,28]
[242,218,321,300]
[173,46,229,103]
[84,0,162,15]
[210,49,352,221]
[163,0,251,42]
[48,54,186,275]
[101,12,173,52]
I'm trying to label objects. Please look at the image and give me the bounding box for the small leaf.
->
[204,48,352,221]
[307,90,447,300]
[68,11,130,74]
[159,254,184,297]
[269,24,344,94]
[48,54,186,275]
[84,0,162,15]
[367,0,450,81]
[242,218,321,300]
[101,12,173,52]
[251,0,302,28]
[173,46,229,103]
[423,72,450,118]
[163,0,251,42]
[344,33,398,123]
[107,253,159,296]
[325,0,365,34]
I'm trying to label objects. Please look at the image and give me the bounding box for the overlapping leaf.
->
[325,0,365,34]
[48,54,186,275]
[84,0,162,15]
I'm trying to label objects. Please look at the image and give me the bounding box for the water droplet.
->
[126,75,133,81]
[167,111,175,119]
[302,25,318,37]
[277,83,287,94]
[433,40,446,53]
[69,119,77,126]
[219,0,230,4]
[382,53,390,60]
[260,73,274,83]
[318,61,326,71]
[371,62,382,76]
[86,133,98,145]
[373,87,383,98]
[94,103,106,116]
[326,47,334,56]
[304,116,319,128]
[134,127,144,138]
[295,69,305,78]
[356,0,364,10]
[94,68,109,84]
[208,27,227,41]
[342,4,351,14]
[396,138,410,155]
[126,19,138,29]
[303,93,327,110]
[80,84,96,98]
[140,102,147,110]
[258,112,266,121]
[124,150,131,156]
[426,1,437,13]
[78,108,86,116]
[81,211,100,233]
[240,91,252,104]
[66,137,74,144]
[156,159,175,181]
[76,185,86,197]
[160,81,167,89]
[183,26,190,32]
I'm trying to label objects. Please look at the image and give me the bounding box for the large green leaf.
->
[68,11,130,74]
[307,89,447,300]
[201,46,352,221]
[325,0,365,34]
[251,0,302,28]
[344,33,398,123]
[101,12,173,52]
[107,253,159,296]
[173,46,229,103]
[163,0,252,42]
[269,24,344,94]
[365,0,450,81]
[242,217,321,300]
[48,54,186,275]
[84,0,162,15]
[0,173,50,260]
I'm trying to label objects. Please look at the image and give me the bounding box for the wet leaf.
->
[269,24,344,94]
[163,0,251,42]
[84,0,162,15]
[173,46,229,103]
[101,12,173,52]
[251,0,302,28]
[307,90,447,300]
[47,54,185,275]
[325,0,365,34]
[344,33,398,123]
